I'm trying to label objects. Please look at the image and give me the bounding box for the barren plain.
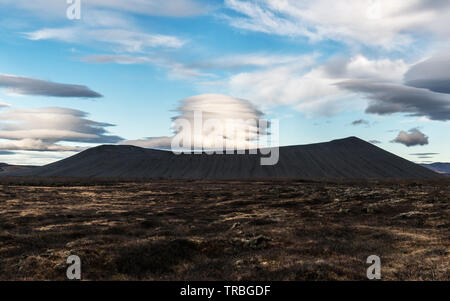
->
[0,178,448,280]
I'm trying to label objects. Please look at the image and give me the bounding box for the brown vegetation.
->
[0,179,448,280]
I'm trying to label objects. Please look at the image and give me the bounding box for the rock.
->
[338,208,350,214]
[393,211,424,219]
[66,238,94,248]
[230,222,241,230]
[236,235,271,249]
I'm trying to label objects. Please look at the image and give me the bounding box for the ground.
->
[0,178,448,280]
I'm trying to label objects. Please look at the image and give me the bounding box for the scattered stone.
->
[338,208,350,214]
[363,204,380,213]
[230,222,241,230]
[393,211,425,219]
[235,235,271,249]
[54,262,66,270]
[66,238,94,248]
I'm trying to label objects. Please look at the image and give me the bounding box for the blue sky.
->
[0,0,449,165]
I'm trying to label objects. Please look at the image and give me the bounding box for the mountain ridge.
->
[0,163,37,173]
[2,137,441,179]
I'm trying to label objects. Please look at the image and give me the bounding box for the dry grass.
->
[0,179,448,280]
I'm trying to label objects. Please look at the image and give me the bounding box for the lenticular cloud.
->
[123,94,270,150]
[173,94,267,149]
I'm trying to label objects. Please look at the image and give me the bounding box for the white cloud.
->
[223,0,317,39]
[0,107,122,151]
[89,0,209,17]
[25,27,79,41]
[25,27,185,52]
[21,3,186,53]
[187,53,310,70]
[203,54,408,116]
[79,52,311,79]
[80,55,151,65]
[224,0,450,49]
[0,0,208,18]
[78,52,409,111]
[122,94,269,150]
[228,63,342,110]
[79,54,215,79]
[121,137,173,149]
[0,150,74,166]
[90,29,185,51]
[392,128,429,147]
[0,99,11,108]
[325,55,409,82]
[0,139,82,152]
[0,129,99,141]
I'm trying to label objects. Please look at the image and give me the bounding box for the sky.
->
[0,0,449,165]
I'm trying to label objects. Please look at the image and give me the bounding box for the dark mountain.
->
[4,137,441,179]
[421,163,450,176]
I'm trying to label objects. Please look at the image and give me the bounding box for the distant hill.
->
[0,163,37,173]
[421,163,450,176]
[3,137,441,180]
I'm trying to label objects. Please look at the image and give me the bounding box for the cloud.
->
[338,79,450,121]
[0,0,208,18]
[351,119,370,126]
[79,52,409,102]
[324,55,409,82]
[368,140,381,144]
[409,152,439,156]
[0,107,123,151]
[0,74,102,98]
[222,55,346,116]
[21,4,186,53]
[333,51,450,122]
[80,52,414,120]
[25,27,79,41]
[223,0,450,49]
[404,52,450,94]
[391,128,429,147]
[89,29,185,50]
[187,53,308,70]
[120,136,173,149]
[25,28,185,53]
[79,53,312,79]
[0,139,81,152]
[80,54,215,79]
[0,100,11,107]
[204,54,407,116]
[122,94,269,150]
[88,0,209,17]
[409,152,439,159]
[222,0,322,40]
[79,55,151,65]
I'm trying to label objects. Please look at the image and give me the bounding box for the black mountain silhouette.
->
[6,137,441,179]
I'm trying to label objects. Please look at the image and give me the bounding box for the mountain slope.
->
[5,137,441,179]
